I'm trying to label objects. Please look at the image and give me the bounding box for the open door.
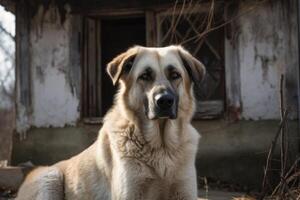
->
[82,16,146,118]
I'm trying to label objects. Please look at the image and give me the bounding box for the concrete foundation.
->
[195,120,298,190]
[11,120,299,190]
[12,125,98,165]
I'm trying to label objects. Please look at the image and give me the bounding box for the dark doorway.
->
[101,17,146,116]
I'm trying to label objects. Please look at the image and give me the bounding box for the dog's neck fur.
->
[102,84,194,153]
[114,97,186,151]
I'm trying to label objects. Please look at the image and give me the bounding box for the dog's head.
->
[107,45,205,120]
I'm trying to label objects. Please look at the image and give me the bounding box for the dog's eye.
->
[139,73,152,81]
[170,71,181,80]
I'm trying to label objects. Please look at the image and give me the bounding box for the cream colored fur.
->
[16,46,205,200]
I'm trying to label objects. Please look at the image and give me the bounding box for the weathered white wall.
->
[0,6,15,110]
[16,1,298,132]
[17,4,81,131]
[236,1,298,120]
[30,5,81,128]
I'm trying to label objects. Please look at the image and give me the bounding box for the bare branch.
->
[0,23,14,40]
[260,109,289,199]
[0,41,14,59]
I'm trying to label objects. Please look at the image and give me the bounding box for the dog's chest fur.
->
[111,121,187,179]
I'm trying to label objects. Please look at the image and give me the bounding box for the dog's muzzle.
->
[153,90,178,119]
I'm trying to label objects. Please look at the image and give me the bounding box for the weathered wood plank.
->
[96,20,102,116]
[82,18,102,118]
[83,117,103,125]
[82,18,88,118]
[194,100,224,119]
[71,1,174,15]
[87,19,97,117]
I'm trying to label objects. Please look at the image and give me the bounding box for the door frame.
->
[81,11,153,123]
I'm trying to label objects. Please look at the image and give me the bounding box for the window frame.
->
[155,6,226,119]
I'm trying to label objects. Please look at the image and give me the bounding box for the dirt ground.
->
[198,189,252,200]
[0,109,14,165]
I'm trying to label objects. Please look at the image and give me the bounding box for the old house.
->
[0,0,299,191]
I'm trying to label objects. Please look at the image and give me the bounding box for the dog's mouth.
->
[144,90,178,120]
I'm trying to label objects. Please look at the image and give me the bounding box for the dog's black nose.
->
[155,93,174,110]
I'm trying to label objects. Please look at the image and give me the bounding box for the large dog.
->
[16,45,205,200]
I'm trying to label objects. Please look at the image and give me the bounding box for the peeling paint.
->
[29,4,80,128]
[16,104,31,134]
[35,65,45,83]
[16,3,81,131]
[237,0,298,120]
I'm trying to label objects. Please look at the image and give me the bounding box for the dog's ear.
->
[177,46,206,86]
[107,46,139,85]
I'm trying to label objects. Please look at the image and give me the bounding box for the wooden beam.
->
[146,10,157,47]
[87,19,97,117]
[297,0,300,152]
[71,2,173,16]
[15,0,31,132]
[224,35,241,121]
[79,8,144,17]
[224,2,241,121]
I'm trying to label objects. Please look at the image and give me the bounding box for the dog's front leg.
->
[110,163,139,200]
[16,167,64,200]
[168,166,198,200]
